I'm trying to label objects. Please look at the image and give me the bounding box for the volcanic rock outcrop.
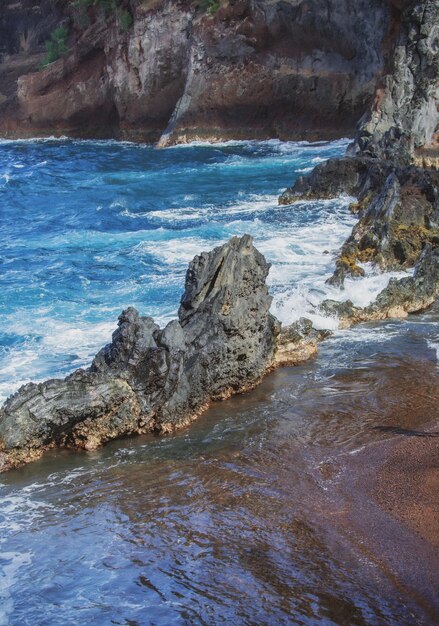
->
[0,235,284,471]
[348,0,439,165]
[320,244,439,327]
[281,157,439,286]
[279,0,439,318]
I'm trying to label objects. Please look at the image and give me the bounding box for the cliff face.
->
[350,0,439,164]
[0,1,66,107]
[0,0,395,143]
[0,1,66,60]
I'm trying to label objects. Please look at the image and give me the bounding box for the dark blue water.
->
[1,138,438,625]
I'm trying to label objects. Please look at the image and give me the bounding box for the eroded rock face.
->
[0,0,392,142]
[0,235,280,471]
[332,166,439,287]
[280,154,439,286]
[349,0,439,164]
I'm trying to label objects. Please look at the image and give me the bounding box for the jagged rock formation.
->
[0,235,282,471]
[320,244,439,327]
[280,0,439,294]
[0,0,393,142]
[335,168,439,273]
[280,156,439,286]
[279,156,394,205]
[348,0,439,165]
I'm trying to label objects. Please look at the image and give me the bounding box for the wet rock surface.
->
[320,244,439,327]
[331,166,439,286]
[0,235,281,471]
[349,0,439,165]
[281,156,439,287]
[279,157,394,205]
[275,318,331,367]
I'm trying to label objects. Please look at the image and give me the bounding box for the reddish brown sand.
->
[332,422,439,622]
[375,429,439,552]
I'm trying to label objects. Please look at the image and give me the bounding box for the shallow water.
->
[1,312,439,625]
[1,139,438,625]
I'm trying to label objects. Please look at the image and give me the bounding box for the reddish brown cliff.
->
[0,0,399,143]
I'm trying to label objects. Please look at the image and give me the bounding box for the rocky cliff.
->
[349,0,439,164]
[0,0,395,143]
[278,0,439,324]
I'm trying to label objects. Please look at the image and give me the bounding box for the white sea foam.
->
[145,194,281,223]
[427,338,439,362]
[271,268,413,329]
[0,135,69,145]
[167,137,351,152]
[40,319,116,353]
[133,236,215,266]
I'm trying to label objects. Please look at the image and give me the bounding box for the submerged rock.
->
[0,235,281,471]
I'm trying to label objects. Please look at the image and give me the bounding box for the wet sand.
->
[334,420,439,623]
[375,425,439,552]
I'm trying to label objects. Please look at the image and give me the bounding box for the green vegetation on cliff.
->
[42,25,69,66]
[198,0,220,16]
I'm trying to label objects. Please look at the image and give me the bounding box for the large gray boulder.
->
[0,235,280,471]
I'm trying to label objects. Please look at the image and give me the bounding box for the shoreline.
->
[0,134,351,149]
